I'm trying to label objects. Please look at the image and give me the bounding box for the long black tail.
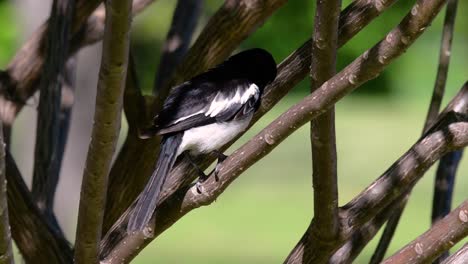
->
[127,133,183,232]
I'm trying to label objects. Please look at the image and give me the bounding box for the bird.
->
[127,48,277,232]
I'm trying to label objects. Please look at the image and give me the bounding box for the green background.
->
[1,0,467,263]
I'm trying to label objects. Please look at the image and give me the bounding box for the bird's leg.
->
[211,150,227,181]
[185,153,208,193]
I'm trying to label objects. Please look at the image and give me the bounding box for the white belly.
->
[177,115,252,156]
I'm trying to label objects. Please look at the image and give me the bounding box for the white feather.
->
[205,83,259,117]
[177,114,253,156]
[172,110,204,124]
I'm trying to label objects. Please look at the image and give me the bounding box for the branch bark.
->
[372,1,460,261]
[103,0,287,233]
[162,0,288,92]
[31,0,75,232]
[0,0,157,127]
[102,0,401,235]
[441,243,468,264]
[330,196,408,264]
[424,0,458,130]
[0,122,13,264]
[382,200,468,264]
[6,152,72,264]
[286,82,468,262]
[99,0,450,261]
[0,0,101,125]
[153,0,203,96]
[429,2,461,263]
[308,0,341,244]
[73,1,132,263]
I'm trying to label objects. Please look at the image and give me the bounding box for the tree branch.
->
[308,0,341,248]
[0,122,13,264]
[286,82,468,262]
[31,0,75,232]
[99,0,450,261]
[382,200,468,264]
[6,152,72,264]
[441,243,468,264]
[372,1,460,261]
[0,0,157,127]
[153,0,203,96]
[330,196,408,263]
[429,2,460,263]
[0,0,101,125]
[103,0,288,233]
[102,0,401,234]
[124,52,147,134]
[162,0,287,92]
[73,1,132,263]
[424,0,458,131]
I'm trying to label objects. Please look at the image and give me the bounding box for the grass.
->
[132,95,468,263]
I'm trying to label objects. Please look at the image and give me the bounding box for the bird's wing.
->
[155,79,260,135]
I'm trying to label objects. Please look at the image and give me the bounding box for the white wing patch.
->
[205,83,259,117]
[172,110,204,124]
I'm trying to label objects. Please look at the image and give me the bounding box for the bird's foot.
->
[212,150,228,181]
[195,172,209,194]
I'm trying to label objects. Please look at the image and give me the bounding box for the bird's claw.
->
[214,163,222,181]
[195,181,204,194]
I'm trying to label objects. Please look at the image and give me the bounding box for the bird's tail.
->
[127,133,183,232]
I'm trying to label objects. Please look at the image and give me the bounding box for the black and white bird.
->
[127,48,277,232]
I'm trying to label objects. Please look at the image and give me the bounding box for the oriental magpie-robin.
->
[128,48,277,232]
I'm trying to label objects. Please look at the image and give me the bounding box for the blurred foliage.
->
[0,0,18,67]
[1,0,467,263]
[129,0,467,101]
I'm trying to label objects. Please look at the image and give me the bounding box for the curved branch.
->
[382,200,468,264]
[100,0,451,261]
[441,243,468,264]
[330,196,408,263]
[6,152,72,264]
[102,0,401,234]
[372,2,460,260]
[308,0,342,247]
[73,1,133,263]
[163,0,288,91]
[0,0,157,126]
[0,122,13,264]
[31,0,75,232]
[153,0,203,96]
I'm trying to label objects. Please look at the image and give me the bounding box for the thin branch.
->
[430,2,460,263]
[0,0,157,127]
[372,1,460,261]
[0,0,101,125]
[101,81,468,263]
[99,1,451,261]
[424,0,458,131]
[286,82,468,262]
[308,0,342,248]
[31,0,75,232]
[162,0,287,92]
[330,196,409,264]
[73,1,132,263]
[382,200,468,264]
[369,196,408,263]
[0,122,13,264]
[441,243,468,264]
[6,152,72,264]
[153,0,203,96]
[124,52,147,134]
[102,0,401,234]
[103,0,287,233]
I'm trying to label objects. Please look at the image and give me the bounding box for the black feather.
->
[128,133,183,232]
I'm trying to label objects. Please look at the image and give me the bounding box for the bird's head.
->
[225,48,277,89]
